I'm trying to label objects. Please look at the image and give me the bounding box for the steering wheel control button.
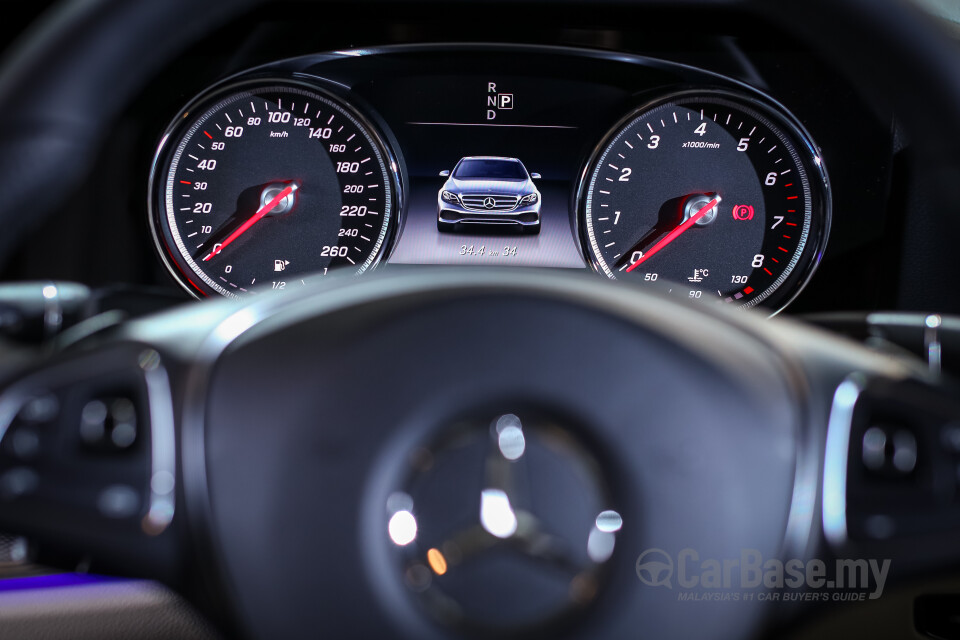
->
[892,431,919,474]
[79,397,138,452]
[838,377,960,544]
[9,428,40,460]
[861,425,917,477]
[0,467,39,500]
[0,344,177,577]
[97,484,141,519]
[384,411,619,633]
[79,399,107,443]
[861,426,887,471]
[18,394,59,423]
[0,392,61,461]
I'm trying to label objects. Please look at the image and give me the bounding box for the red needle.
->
[625,195,721,272]
[203,183,298,261]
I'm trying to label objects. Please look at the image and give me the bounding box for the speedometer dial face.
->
[150,80,398,298]
[580,91,829,313]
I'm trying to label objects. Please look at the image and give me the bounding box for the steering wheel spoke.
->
[824,373,960,574]
[0,343,179,580]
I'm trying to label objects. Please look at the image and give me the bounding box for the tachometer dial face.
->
[150,80,398,298]
[580,91,829,314]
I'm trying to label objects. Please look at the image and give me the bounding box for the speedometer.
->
[149,79,399,298]
[579,90,830,314]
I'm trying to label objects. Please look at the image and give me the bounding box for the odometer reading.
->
[151,80,397,298]
[581,91,829,313]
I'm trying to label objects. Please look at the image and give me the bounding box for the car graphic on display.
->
[437,156,542,233]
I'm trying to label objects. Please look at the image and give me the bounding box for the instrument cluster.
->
[150,45,830,315]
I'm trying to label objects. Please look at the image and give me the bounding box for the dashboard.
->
[0,3,906,318]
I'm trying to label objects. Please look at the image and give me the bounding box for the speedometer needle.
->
[625,195,720,272]
[203,183,298,261]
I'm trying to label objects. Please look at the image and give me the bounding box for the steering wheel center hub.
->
[386,410,619,632]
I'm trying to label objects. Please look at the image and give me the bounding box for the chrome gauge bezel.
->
[148,75,403,299]
[575,88,832,317]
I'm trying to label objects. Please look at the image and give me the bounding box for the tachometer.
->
[149,79,399,298]
[579,90,829,314]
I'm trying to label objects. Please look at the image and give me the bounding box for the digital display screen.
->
[369,73,625,268]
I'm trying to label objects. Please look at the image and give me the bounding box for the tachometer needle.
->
[625,195,720,272]
[203,183,298,261]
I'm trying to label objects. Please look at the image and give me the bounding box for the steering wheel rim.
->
[0,1,959,639]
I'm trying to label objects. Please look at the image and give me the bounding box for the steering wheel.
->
[0,1,959,638]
